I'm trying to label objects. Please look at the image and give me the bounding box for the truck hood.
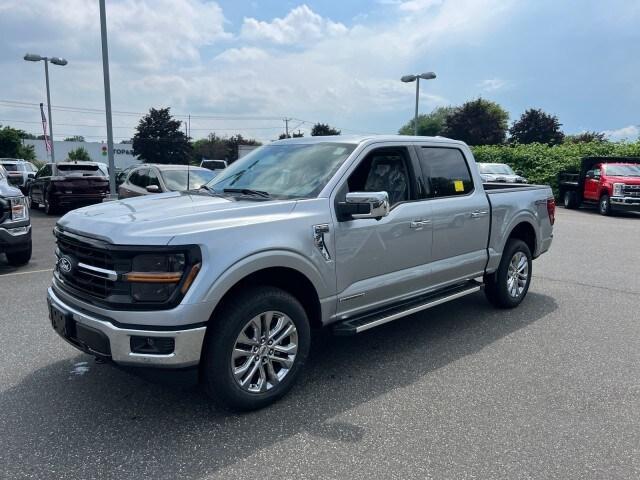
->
[57,191,297,245]
[606,176,640,185]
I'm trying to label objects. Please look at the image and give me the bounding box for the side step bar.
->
[332,281,482,336]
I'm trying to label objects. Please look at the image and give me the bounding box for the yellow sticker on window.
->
[454,180,464,192]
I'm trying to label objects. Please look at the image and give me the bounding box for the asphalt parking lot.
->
[1,207,639,480]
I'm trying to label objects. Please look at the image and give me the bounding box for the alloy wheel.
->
[506,251,528,298]
[231,311,298,393]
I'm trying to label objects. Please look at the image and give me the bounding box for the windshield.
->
[57,164,104,176]
[478,163,515,175]
[605,165,640,177]
[206,143,356,199]
[161,168,217,191]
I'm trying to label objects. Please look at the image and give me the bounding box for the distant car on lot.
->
[559,157,640,215]
[477,163,527,183]
[118,164,217,198]
[0,165,32,266]
[0,158,39,193]
[29,161,110,215]
[200,159,227,174]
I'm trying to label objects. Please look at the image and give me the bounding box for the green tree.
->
[67,147,92,161]
[132,107,191,164]
[64,135,85,142]
[565,131,607,144]
[509,109,564,145]
[192,133,261,165]
[311,123,341,136]
[442,99,509,145]
[399,107,454,136]
[278,131,304,139]
[0,125,37,160]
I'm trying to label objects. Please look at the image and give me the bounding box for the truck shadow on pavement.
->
[0,292,557,479]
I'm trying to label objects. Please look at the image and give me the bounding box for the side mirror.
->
[586,171,594,179]
[28,173,35,179]
[146,185,160,193]
[515,170,523,176]
[337,191,390,221]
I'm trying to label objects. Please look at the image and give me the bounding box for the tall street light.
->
[401,72,436,136]
[24,53,68,169]
[99,0,117,199]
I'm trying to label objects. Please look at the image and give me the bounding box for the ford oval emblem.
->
[58,256,73,274]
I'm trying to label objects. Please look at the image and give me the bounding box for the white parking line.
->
[0,268,53,277]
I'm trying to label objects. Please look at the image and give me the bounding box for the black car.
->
[29,162,110,215]
[0,165,32,266]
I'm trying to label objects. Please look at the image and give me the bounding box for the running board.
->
[332,281,482,336]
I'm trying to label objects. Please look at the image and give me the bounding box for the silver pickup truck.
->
[48,135,554,410]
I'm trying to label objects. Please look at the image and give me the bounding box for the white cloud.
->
[241,4,348,45]
[479,78,507,92]
[0,0,518,143]
[603,125,640,142]
[397,0,444,13]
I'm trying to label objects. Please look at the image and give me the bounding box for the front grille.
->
[55,231,129,300]
[623,185,640,197]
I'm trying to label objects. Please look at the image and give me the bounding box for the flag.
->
[40,102,51,154]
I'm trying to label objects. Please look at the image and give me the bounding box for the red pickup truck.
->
[558,157,640,215]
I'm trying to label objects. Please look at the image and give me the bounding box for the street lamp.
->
[401,72,436,136]
[24,53,68,169]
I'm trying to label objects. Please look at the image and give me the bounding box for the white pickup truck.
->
[48,135,555,410]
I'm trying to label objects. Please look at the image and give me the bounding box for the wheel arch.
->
[506,221,537,258]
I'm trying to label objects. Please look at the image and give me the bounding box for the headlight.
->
[10,196,28,221]
[613,183,625,197]
[124,252,200,302]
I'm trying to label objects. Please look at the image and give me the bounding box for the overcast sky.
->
[0,0,638,143]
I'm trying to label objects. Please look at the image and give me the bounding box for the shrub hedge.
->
[470,141,640,195]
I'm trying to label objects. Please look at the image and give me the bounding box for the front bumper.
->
[47,287,207,368]
[611,196,640,211]
[0,222,31,253]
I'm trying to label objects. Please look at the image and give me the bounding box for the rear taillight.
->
[547,197,556,225]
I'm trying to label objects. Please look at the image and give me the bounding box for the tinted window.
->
[347,148,412,206]
[57,164,101,176]
[2,163,20,172]
[130,168,149,188]
[39,165,52,177]
[148,168,161,188]
[419,147,473,198]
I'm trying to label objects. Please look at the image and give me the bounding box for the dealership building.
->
[23,139,140,169]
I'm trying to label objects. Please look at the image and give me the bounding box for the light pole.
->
[24,53,67,169]
[99,0,117,199]
[401,72,436,136]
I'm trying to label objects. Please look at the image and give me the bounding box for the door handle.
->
[470,210,489,218]
[410,219,431,229]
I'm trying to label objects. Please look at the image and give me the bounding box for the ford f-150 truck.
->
[558,157,640,215]
[47,135,554,410]
[0,165,32,266]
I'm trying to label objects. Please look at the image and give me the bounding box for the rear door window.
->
[57,164,101,176]
[418,147,474,198]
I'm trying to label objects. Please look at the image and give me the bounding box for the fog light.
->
[130,336,175,355]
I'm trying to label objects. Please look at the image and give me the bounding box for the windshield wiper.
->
[223,188,270,198]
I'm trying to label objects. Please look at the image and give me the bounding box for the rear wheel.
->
[5,242,32,266]
[44,195,57,215]
[599,194,612,216]
[563,191,579,209]
[484,239,532,309]
[201,286,311,411]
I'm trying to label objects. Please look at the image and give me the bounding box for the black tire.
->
[563,191,579,209]
[44,195,57,215]
[599,194,612,216]
[5,242,32,266]
[29,190,39,209]
[201,286,311,411]
[483,239,532,309]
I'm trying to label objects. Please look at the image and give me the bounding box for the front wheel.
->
[599,194,612,216]
[201,286,311,411]
[484,239,532,309]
